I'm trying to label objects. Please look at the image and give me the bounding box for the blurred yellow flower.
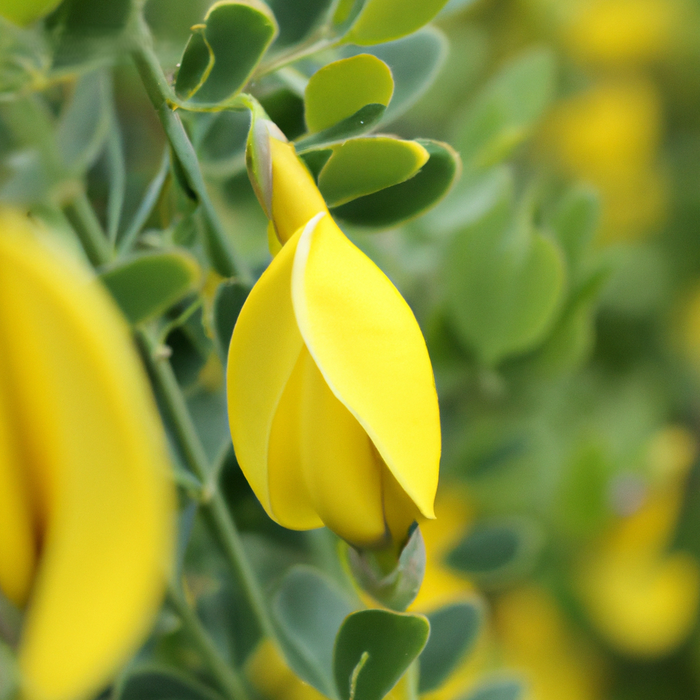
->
[577,426,700,658]
[547,79,667,242]
[563,0,679,66]
[0,211,174,700]
[495,585,602,700]
[228,128,440,548]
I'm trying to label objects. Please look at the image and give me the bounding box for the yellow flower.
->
[563,0,679,66]
[576,427,700,658]
[0,212,174,700]
[227,126,441,548]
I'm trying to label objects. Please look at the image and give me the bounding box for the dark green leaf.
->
[343,28,448,124]
[296,104,386,152]
[332,139,459,228]
[56,71,110,176]
[197,110,250,178]
[120,668,222,700]
[100,251,201,326]
[419,601,483,693]
[318,137,429,207]
[265,0,333,49]
[464,679,524,700]
[454,48,556,170]
[176,1,278,106]
[300,148,333,180]
[273,565,356,698]
[334,609,429,700]
[446,521,541,584]
[46,0,132,68]
[213,280,249,361]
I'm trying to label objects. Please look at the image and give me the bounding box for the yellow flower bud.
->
[0,211,174,700]
[230,133,441,548]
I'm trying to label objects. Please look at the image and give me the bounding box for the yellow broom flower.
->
[0,211,174,700]
[227,124,440,548]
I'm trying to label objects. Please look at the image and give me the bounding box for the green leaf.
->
[454,48,556,170]
[332,139,460,228]
[334,609,429,700]
[100,251,201,326]
[438,0,480,17]
[317,136,428,207]
[0,0,61,26]
[212,279,249,361]
[273,565,356,698]
[550,185,600,276]
[304,55,394,133]
[265,0,333,49]
[196,110,250,178]
[120,668,222,700]
[446,521,541,584]
[418,601,483,693]
[0,640,19,700]
[344,0,450,46]
[445,181,565,365]
[56,71,111,177]
[296,104,386,152]
[46,0,132,68]
[343,27,448,124]
[465,679,525,700]
[176,1,278,106]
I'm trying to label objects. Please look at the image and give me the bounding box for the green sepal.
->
[333,609,429,700]
[99,250,201,326]
[332,139,460,228]
[344,523,426,612]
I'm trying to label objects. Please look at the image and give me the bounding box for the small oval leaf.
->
[345,0,450,46]
[100,251,201,326]
[332,139,460,228]
[305,55,394,133]
[176,1,278,106]
[445,182,566,365]
[454,48,556,170]
[296,104,387,152]
[465,679,525,700]
[273,565,356,698]
[213,280,249,361]
[120,668,222,700]
[334,610,430,700]
[318,137,429,207]
[419,601,483,693]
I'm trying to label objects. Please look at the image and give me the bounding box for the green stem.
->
[130,18,242,279]
[62,191,112,267]
[167,583,249,700]
[137,329,278,643]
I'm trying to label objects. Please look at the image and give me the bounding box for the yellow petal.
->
[292,214,440,519]
[0,365,36,607]
[300,349,386,547]
[268,349,323,530]
[269,137,328,245]
[227,228,305,519]
[0,222,173,700]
